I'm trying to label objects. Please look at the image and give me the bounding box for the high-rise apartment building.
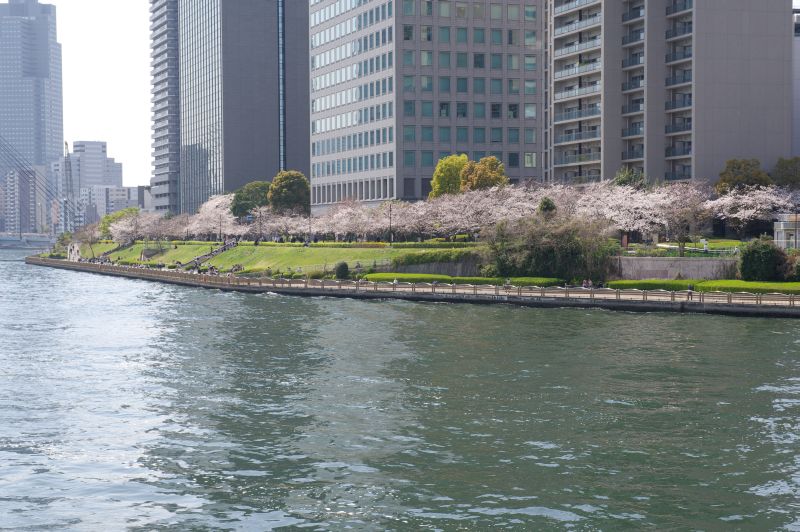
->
[150,0,310,215]
[793,8,800,157]
[309,0,544,211]
[0,0,63,222]
[149,0,181,213]
[545,0,792,184]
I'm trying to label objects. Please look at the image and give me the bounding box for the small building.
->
[774,214,800,249]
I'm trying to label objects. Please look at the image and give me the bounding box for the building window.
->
[422,100,434,117]
[422,26,433,41]
[439,52,451,68]
[525,128,536,143]
[473,3,484,18]
[422,151,434,167]
[403,50,414,66]
[490,3,502,19]
[525,5,536,21]
[439,76,451,92]
[403,76,415,92]
[490,78,503,94]
[404,151,416,167]
[456,27,468,43]
[404,100,416,116]
[423,0,433,15]
[439,127,452,142]
[473,53,485,68]
[473,28,485,44]
[422,126,434,141]
[474,127,486,143]
[507,54,519,70]
[456,2,468,17]
[525,31,536,48]
[508,128,520,143]
[474,77,486,94]
[456,102,468,118]
[524,55,537,71]
[491,103,502,119]
[490,54,502,70]
[524,103,536,119]
[439,102,451,117]
[508,5,520,20]
[524,152,536,167]
[439,0,451,16]
[439,26,450,43]
[491,29,502,45]
[508,103,519,119]
[491,127,503,143]
[457,126,469,142]
[421,75,433,91]
[456,52,468,68]
[403,25,414,40]
[456,77,468,93]
[524,80,536,95]
[421,51,433,66]
[508,152,520,167]
[508,79,520,95]
[403,0,414,15]
[508,29,519,45]
[403,126,416,141]
[474,102,486,118]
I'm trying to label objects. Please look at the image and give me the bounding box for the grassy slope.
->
[206,246,427,273]
[110,244,213,265]
[80,242,119,258]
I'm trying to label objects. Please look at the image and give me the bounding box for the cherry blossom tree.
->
[705,186,792,237]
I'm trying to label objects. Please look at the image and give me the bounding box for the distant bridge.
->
[0,233,55,249]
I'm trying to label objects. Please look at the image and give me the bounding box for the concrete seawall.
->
[25,257,800,319]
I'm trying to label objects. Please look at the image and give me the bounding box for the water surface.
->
[1,249,799,530]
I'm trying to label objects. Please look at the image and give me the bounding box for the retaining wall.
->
[614,257,738,280]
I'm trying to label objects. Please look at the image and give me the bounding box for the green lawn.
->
[110,244,214,265]
[206,245,430,273]
[79,242,119,258]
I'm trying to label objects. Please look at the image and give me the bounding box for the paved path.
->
[25,257,800,319]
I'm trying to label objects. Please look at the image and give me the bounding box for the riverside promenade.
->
[26,256,800,319]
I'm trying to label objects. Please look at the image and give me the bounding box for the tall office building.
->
[545,0,792,184]
[149,0,181,213]
[150,0,310,215]
[309,0,544,212]
[0,0,63,223]
[793,7,800,157]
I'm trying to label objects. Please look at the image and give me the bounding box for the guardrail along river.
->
[2,249,799,529]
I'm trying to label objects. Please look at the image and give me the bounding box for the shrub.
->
[607,279,699,291]
[697,280,800,295]
[363,273,563,286]
[334,261,350,279]
[739,237,789,282]
[391,249,481,267]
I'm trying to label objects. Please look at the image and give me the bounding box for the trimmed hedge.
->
[607,279,800,295]
[363,273,563,286]
[607,280,699,291]
[391,242,481,249]
[391,249,481,267]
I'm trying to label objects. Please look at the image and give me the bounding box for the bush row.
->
[607,279,800,295]
[391,249,481,267]
[363,273,563,286]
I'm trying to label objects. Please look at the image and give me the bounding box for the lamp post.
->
[389,203,393,244]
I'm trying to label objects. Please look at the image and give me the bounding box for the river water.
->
[1,249,799,530]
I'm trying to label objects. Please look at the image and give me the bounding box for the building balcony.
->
[553,61,602,80]
[666,72,692,87]
[622,79,644,92]
[554,83,601,101]
[554,38,602,58]
[622,31,644,46]
[554,0,601,16]
[665,96,692,110]
[622,126,644,138]
[622,102,645,115]
[554,14,602,37]
[666,24,693,40]
[553,106,602,123]
[622,55,644,69]
[666,146,692,158]
[666,122,692,134]
[665,171,692,180]
[571,174,604,184]
[666,50,693,63]
[622,7,645,23]
[622,149,644,161]
[667,0,693,16]
[555,130,601,144]
[554,152,602,166]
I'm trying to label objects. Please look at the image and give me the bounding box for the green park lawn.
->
[109,243,214,266]
[79,242,119,258]
[205,245,429,273]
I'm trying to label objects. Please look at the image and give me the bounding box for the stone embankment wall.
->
[613,257,738,281]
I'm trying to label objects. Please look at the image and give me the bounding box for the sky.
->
[49,0,151,187]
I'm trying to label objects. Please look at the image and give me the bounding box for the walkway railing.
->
[26,257,800,310]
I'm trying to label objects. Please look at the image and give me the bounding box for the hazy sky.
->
[49,0,151,186]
